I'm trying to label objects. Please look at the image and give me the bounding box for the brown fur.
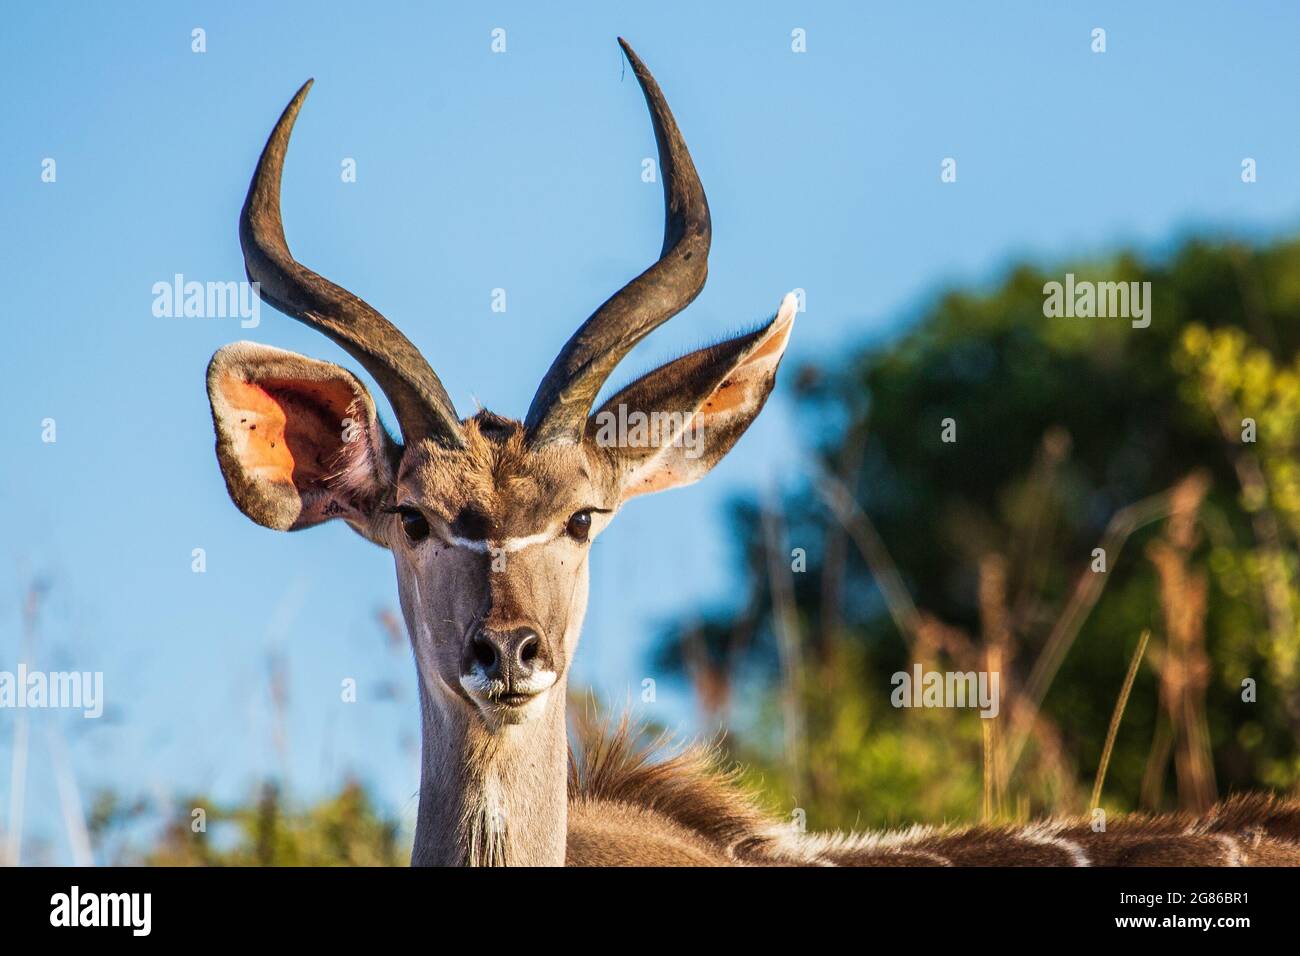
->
[565,718,1300,867]
[567,714,783,865]
[401,414,603,539]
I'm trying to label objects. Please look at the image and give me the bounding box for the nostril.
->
[472,636,498,671]
[518,633,540,665]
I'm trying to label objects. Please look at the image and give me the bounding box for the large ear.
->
[586,293,796,502]
[206,341,399,542]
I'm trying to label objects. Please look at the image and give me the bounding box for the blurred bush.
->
[659,237,1300,832]
[130,781,403,866]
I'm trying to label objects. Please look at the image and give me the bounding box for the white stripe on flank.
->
[1018,825,1090,866]
[777,824,946,865]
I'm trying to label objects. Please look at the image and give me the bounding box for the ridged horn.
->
[524,39,711,447]
[240,80,464,447]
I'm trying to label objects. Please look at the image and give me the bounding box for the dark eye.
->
[398,507,430,544]
[565,510,592,542]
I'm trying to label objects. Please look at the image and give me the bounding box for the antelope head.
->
[206,41,794,738]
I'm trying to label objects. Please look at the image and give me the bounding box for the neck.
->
[412,678,569,866]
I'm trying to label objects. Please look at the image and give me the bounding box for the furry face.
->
[390,415,617,727]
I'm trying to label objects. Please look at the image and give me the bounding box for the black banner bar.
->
[0,866,1282,942]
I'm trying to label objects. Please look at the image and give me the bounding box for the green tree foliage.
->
[661,238,1300,831]
[138,781,403,866]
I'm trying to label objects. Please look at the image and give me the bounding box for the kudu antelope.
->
[208,40,1300,866]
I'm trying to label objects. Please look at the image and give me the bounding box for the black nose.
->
[468,627,545,688]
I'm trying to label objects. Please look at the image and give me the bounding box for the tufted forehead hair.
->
[397,410,609,542]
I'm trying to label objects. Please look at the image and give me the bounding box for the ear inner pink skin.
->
[217,377,295,484]
[218,373,362,490]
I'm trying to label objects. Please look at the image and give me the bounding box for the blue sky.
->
[3,1,1300,863]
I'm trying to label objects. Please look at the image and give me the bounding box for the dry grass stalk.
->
[815,469,922,648]
[1091,629,1151,810]
[683,619,731,718]
[1145,473,1217,811]
[981,718,994,822]
[1141,720,1174,809]
[979,555,1011,811]
[5,579,47,867]
[818,438,865,657]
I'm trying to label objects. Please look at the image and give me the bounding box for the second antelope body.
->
[207,39,1300,866]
